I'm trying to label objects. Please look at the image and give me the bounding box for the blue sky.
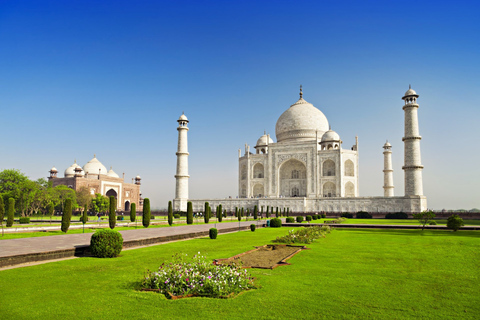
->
[1,0,479,210]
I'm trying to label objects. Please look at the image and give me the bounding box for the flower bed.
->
[273,226,331,244]
[142,253,254,298]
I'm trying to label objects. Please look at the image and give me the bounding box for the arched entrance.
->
[124,200,130,211]
[106,189,117,199]
[279,159,307,197]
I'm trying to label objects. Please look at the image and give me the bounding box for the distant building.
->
[48,155,142,211]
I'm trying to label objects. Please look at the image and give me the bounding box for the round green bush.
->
[19,217,30,224]
[80,215,88,223]
[312,215,318,220]
[385,212,408,219]
[209,228,218,239]
[341,212,353,218]
[270,218,282,228]
[296,216,304,223]
[447,214,464,231]
[429,221,437,225]
[321,213,326,218]
[286,217,295,223]
[356,211,372,219]
[306,215,312,222]
[116,216,124,221]
[174,213,181,219]
[250,224,256,232]
[90,229,123,258]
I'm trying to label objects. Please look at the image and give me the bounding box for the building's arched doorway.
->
[106,189,117,199]
[253,184,264,197]
[279,159,307,197]
[124,200,130,211]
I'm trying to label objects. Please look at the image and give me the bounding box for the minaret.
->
[402,86,424,196]
[174,113,190,211]
[383,141,394,197]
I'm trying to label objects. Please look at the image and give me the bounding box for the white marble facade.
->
[177,86,427,213]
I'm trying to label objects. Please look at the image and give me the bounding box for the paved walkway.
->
[0,220,263,268]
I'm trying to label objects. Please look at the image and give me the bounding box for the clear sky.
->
[1,0,479,210]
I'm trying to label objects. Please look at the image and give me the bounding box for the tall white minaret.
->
[402,86,424,196]
[383,141,394,197]
[173,113,189,211]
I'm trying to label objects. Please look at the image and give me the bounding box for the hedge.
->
[90,229,123,258]
[270,218,282,228]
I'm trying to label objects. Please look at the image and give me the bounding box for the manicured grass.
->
[0,228,478,319]
[318,218,480,226]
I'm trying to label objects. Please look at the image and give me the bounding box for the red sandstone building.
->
[48,155,142,211]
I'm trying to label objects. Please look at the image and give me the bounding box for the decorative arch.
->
[279,159,306,197]
[106,189,117,199]
[322,159,335,176]
[345,182,355,197]
[124,200,130,211]
[240,185,247,198]
[323,182,336,197]
[253,184,264,197]
[253,163,264,179]
[345,160,354,176]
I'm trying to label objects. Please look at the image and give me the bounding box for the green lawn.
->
[317,218,480,226]
[0,227,478,319]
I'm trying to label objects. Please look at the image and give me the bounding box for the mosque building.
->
[174,86,427,214]
[48,155,143,211]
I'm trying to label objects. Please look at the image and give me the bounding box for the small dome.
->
[64,164,76,177]
[107,167,119,178]
[256,133,274,146]
[384,141,392,147]
[83,155,108,175]
[403,86,418,97]
[321,129,341,142]
[135,175,141,180]
[178,114,188,122]
[276,96,329,143]
[50,166,58,172]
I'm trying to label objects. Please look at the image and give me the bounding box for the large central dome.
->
[275,93,329,143]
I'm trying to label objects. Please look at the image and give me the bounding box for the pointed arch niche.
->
[279,159,306,197]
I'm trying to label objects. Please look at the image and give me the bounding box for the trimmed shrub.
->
[82,205,88,224]
[253,205,258,220]
[266,206,269,217]
[296,216,304,223]
[116,216,124,221]
[306,215,312,222]
[312,214,318,220]
[168,201,173,226]
[217,204,223,222]
[19,217,30,224]
[250,224,256,232]
[429,221,437,225]
[447,214,464,231]
[341,212,353,218]
[286,208,290,217]
[6,198,15,227]
[203,202,209,223]
[356,211,372,219]
[174,213,180,219]
[143,198,151,228]
[275,207,279,218]
[321,213,326,218]
[270,218,282,228]
[286,217,295,223]
[209,228,218,239]
[130,203,136,223]
[90,229,123,258]
[61,199,72,233]
[385,212,408,219]
[237,208,241,221]
[0,197,4,226]
[109,196,116,229]
[187,202,193,224]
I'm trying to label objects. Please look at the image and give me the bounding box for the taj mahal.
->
[173,86,427,214]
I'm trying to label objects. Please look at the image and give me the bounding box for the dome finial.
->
[329,125,331,130]
[264,130,266,135]
[409,84,411,89]
[299,85,303,99]
[94,154,96,158]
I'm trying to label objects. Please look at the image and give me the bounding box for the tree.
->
[204,202,209,223]
[0,197,4,235]
[447,214,464,231]
[143,198,151,228]
[92,193,109,214]
[130,203,136,223]
[186,201,193,224]
[61,199,72,233]
[168,201,173,226]
[217,204,223,222]
[253,205,258,220]
[47,202,54,224]
[237,208,241,222]
[54,185,77,213]
[260,206,264,218]
[0,169,28,207]
[81,204,88,224]
[413,210,436,231]
[109,196,116,229]
[275,207,279,218]
[76,186,92,210]
[287,208,290,217]
[6,198,15,227]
